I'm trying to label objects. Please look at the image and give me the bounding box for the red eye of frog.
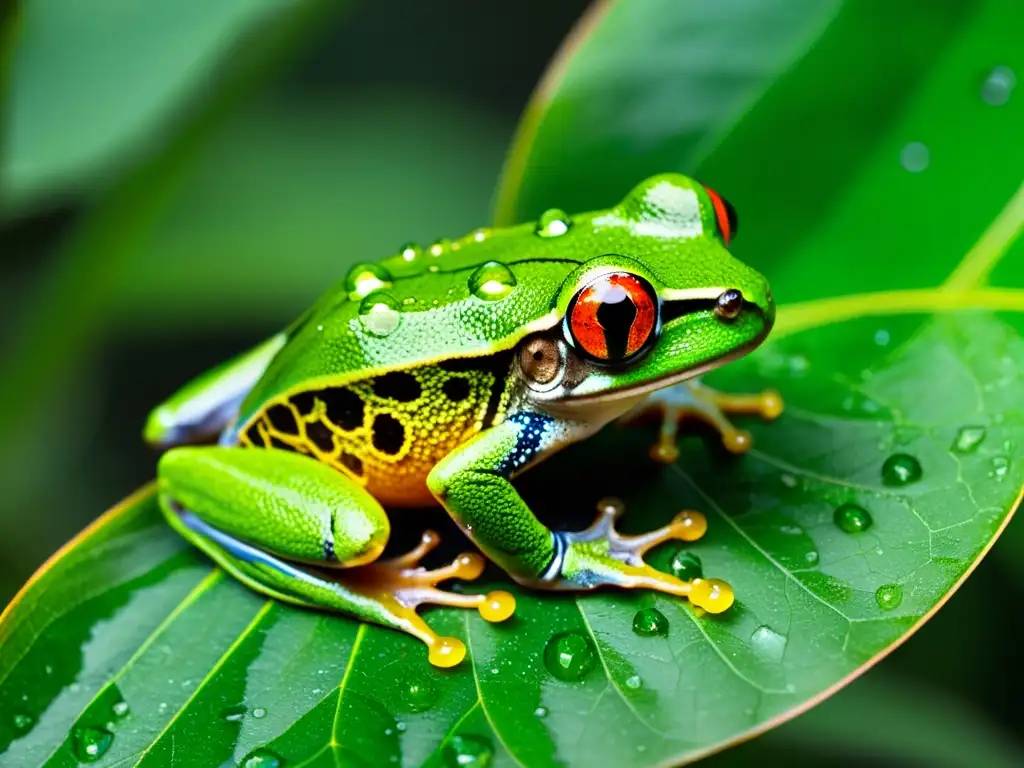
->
[567,272,659,363]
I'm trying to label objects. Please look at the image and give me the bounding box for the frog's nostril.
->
[714,289,744,321]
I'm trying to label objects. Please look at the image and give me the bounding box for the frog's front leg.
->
[427,414,733,613]
[621,378,783,462]
[159,446,514,667]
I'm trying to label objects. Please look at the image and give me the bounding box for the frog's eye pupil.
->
[567,272,659,363]
[703,185,738,245]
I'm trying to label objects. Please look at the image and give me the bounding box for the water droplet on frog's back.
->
[345,262,392,300]
[443,734,494,767]
[750,625,787,663]
[882,453,922,486]
[71,725,114,762]
[544,631,597,682]
[535,208,572,238]
[981,65,1015,105]
[358,293,402,336]
[834,503,873,533]
[952,426,987,454]
[468,261,517,301]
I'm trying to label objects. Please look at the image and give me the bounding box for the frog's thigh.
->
[158,446,389,567]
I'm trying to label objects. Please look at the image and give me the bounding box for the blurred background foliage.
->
[0,0,1022,765]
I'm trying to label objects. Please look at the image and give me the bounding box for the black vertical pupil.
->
[595,292,637,360]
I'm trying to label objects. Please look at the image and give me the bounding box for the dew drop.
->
[344,262,392,300]
[543,631,597,682]
[833,503,873,534]
[874,329,891,346]
[71,725,114,763]
[780,473,798,488]
[952,426,987,454]
[358,293,402,336]
[112,700,130,718]
[252,707,267,719]
[535,208,572,238]
[981,65,1016,106]
[12,712,34,731]
[750,625,787,663]
[534,706,549,718]
[468,261,517,301]
[399,242,422,263]
[669,550,703,581]
[990,456,1009,481]
[624,674,643,690]
[402,678,439,713]
[900,141,930,173]
[222,704,247,722]
[443,734,494,767]
[882,453,922,486]
[472,228,490,242]
[875,584,903,611]
[241,747,283,768]
[429,238,452,257]
[632,608,669,637]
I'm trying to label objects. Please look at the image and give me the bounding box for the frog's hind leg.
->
[159,446,514,667]
[620,378,783,462]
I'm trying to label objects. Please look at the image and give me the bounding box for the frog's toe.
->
[557,498,734,613]
[346,530,516,667]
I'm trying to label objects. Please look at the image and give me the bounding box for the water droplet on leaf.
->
[952,426,987,454]
[112,700,130,718]
[252,707,267,719]
[632,608,669,637]
[900,141,929,173]
[624,675,642,690]
[222,704,247,722]
[12,713,34,731]
[981,65,1015,105]
[669,550,702,581]
[990,456,1009,481]
[403,678,439,713]
[534,706,548,718]
[399,242,422,262]
[71,725,114,762]
[882,454,922,486]
[544,631,597,682]
[358,293,402,336]
[834,503,873,534]
[429,238,451,257]
[875,584,903,611]
[535,208,572,238]
[750,625,787,663]
[444,734,494,767]
[241,748,283,768]
[468,261,517,301]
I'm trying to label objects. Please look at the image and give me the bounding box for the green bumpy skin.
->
[148,173,781,666]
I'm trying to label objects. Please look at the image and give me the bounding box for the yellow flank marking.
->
[775,287,1024,339]
[492,0,612,225]
[944,181,1024,290]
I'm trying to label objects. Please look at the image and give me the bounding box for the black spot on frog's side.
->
[340,452,364,476]
[266,404,299,434]
[245,422,269,447]
[442,377,471,402]
[307,421,336,452]
[372,414,405,455]
[323,388,365,431]
[372,371,422,402]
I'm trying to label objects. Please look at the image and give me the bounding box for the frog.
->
[145,173,782,668]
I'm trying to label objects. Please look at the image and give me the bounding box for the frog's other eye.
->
[714,289,744,321]
[703,185,738,245]
[566,272,659,364]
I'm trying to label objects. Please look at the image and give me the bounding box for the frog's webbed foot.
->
[554,498,734,613]
[346,530,515,667]
[620,379,783,462]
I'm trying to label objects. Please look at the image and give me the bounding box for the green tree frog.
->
[145,174,781,667]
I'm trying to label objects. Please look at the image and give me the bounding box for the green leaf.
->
[2,0,326,211]
[3,1,1024,766]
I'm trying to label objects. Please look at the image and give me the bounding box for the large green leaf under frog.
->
[0,297,1021,767]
